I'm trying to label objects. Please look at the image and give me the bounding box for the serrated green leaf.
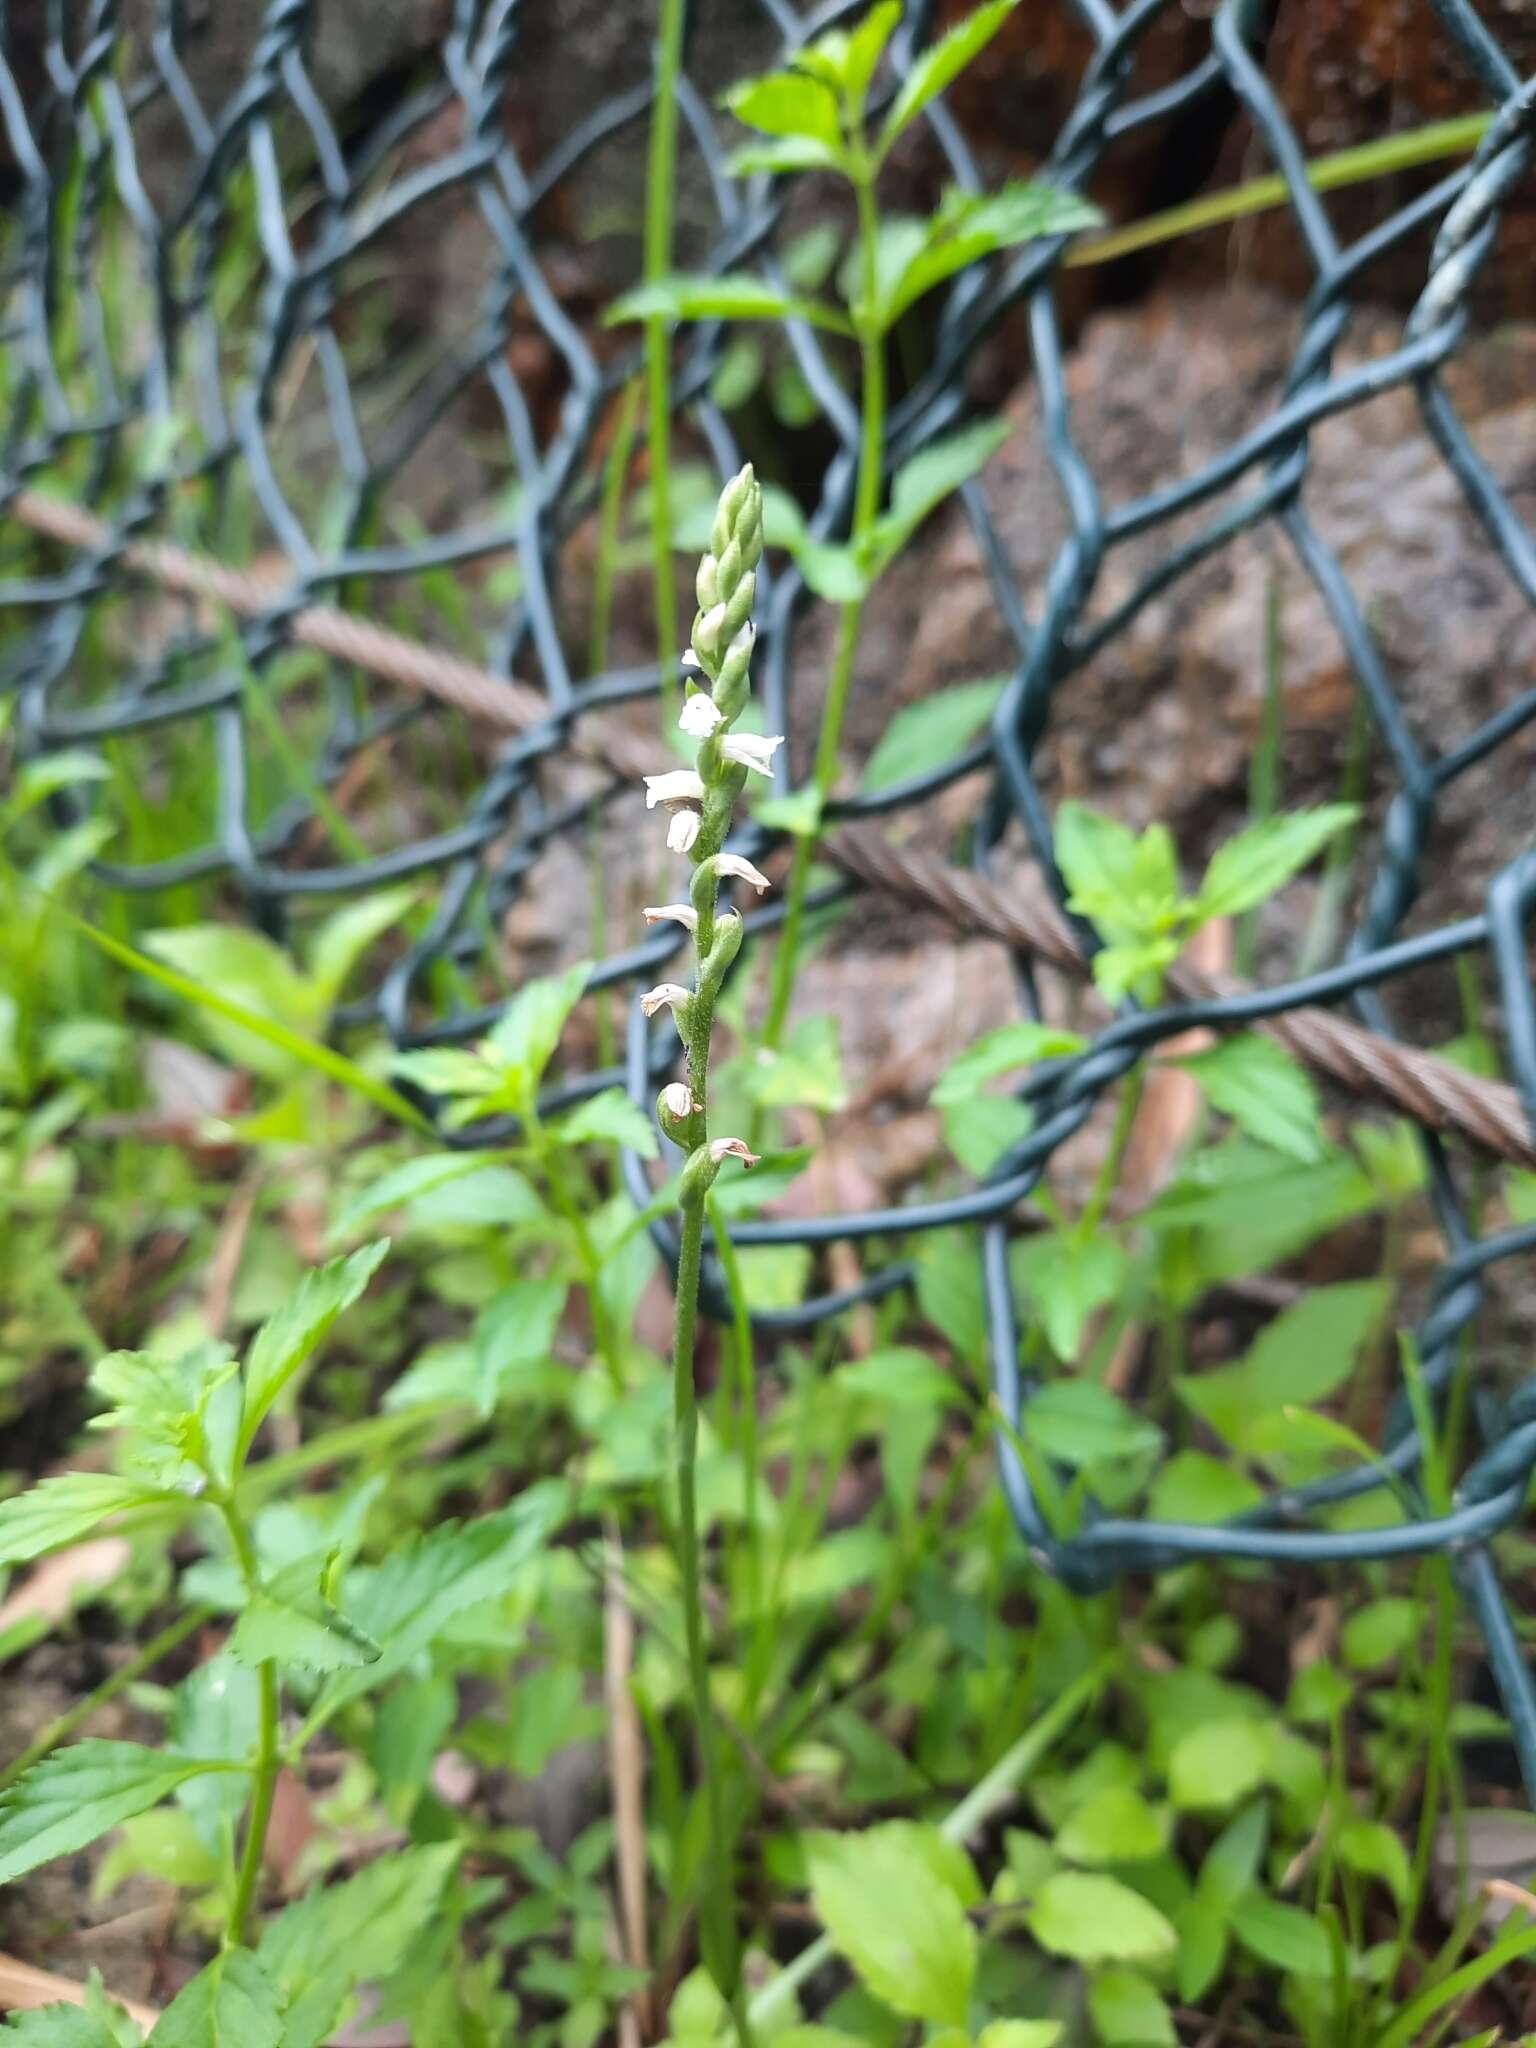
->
[1013,1231,1130,1361]
[0,2003,125,2045]
[0,1743,238,1886]
[228,1591,380,1673]
[1177,1034,1324,1162]
[0,1473,172,1565]
[876,0,1019,156]
[556,1086,658,1157]
[933,1019,1085,1104]
[806,1821,978,2026]
[1027,1872,1177,1964]
[485,959,592,1091]
[1055,804,1181,945]
[862,676,1007,793]
[1175,1280,1389,1452]
[148,1950,288,2048]
[90,1343,242,1490]
[606,276,854,336]
[239,1241,388,1459]
[1194,805,1359,921]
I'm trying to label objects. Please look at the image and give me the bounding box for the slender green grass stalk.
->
[708,1191,766,1718]
[641,464,772,2042]
[1236,569,1286,976]
[761,173,888,1052]
[590,376,643,678]
[645,0,687,729]
[217,1495,277,1947]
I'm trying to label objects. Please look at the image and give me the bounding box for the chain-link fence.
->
[5,0,1536,1796]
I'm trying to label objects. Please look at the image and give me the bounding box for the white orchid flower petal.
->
[711,852,772,895]
[666,809,702,854]
[678,692,725,739]
[708,1136,760,1168]
[719,733,783,777]
[644,769,706,809]
[639,983,691,1021]
[642,902,698,931]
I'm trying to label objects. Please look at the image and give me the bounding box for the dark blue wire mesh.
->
[4,0,1536,1794]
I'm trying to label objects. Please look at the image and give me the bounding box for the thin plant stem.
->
[0,1603,212,1792]
[590,376,643,678]
[644,0,686,730]
[708,1191,765,1719]
[761,176,887,1052]
[220,1499,278,1948]
[1080,1063,1145,1239]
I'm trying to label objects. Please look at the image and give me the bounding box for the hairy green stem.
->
[644,0,686,727]
[708,1191,765,1719]
[220,1500,277,1948]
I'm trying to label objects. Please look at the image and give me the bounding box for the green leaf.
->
[758,490,869,603]
[0,2003,126,2046]
[148,1950,289,2048]
[1056,1786,1169,1866]
[368,1675,457,1822]
[239,1241,388,1460]
[943,1092,1035,1176]
[1227,1890,1331,1977]
[724,135,845,178]
[0,1473,170,1565]
[1336,1818,1410,1905]
[474,1277,569,1415]
[1168,1719,1272,1813]
[724,70,840,148]
[933,1019,1085,1104]
[1174,1892,1228,2004]
[330,1151,507,1239]
[1175,1280,1389,1452]
[862,676,1007,792]
[306,887,417,1008]
[867,418,1014,570]
[485,960,592,1093]
[1013,1231,1130,1360]
[1027,1872,1177,1964]
[143,926,316,1069]
[1088,1970,1176,2048]
[0,1743,237,1886]
[1024,1380,1162,1469]
[229,1591,381,1673]
[975,2028,1063,2048]
[742,1014,847,1114]
[314,1490,558,1714]
[806,1821,979,2025]
[556,1086,659,1157]
[10,749,112,813]
[1198,1802,1269,1908]
[1055,804,1181,946]
[880,183,1099,331]
[257,1843,460,2048]
[1194,805,1359,922]
[1148,1451,1262,1526]
[837,1347,959,1410]
[90,1343,242,1491]
[876,0,1019,156]
[1176,1034,1324,1162]
[605,276,854,337]
[1341,1595,1419,1670]
[841,0,903,102]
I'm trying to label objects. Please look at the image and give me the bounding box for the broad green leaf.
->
[1143,1141,1374,1281]
[975,2027,1063,2048]
[1194,805,1358,921]
[0,1743,237,1885]
[143,926,316,1072]
[1023,1380,1162,1468]
[306,887,417,1008]
[257,1843,460,2048]
[229,1591,381,1673]
[837,1347,959,1410]
[239,1241,388,1459]
[1168,1718,1271,1813]
[877,183,1098,330]
[841,0,902,102]
[1336,1818,1410,1905]
[1177,1033,1324,1161]
[933,1019,1085,1104]
[1088,1971,1176,2048]
[742,1013,847,1114]
[876,0,1019,156]
[1013,1231,1130,1360]
[916,1231,988,1365]
[868,418,1013,570]
[1055,803,1181,945]
[173,1654,261,1856]
[725,135,844,178]
[95,1805,220,1899]
[606,276,854,337]
[757,489,869,601]
[1056,1786,1169,1866]
[1147,1450,1262,1525]
[1027,1871,1177,1964]
[0,1473,170,1565]
[485,959,592,1093]
[314,1489,559,1714]
[1174,1892,1228,2003]
[1341,1595,1419,1670]
[724,70,840,148]
[861,676,1007,792]
[330,1150,506,1239]
[556,1085,658,1157]
[474,1277,569,1415]
[1228,1890,1331,1977]
[390,1047,499,1103]
[405,1164,546,1230]
[10,749,112,814]
[1198,1801,1268,1908]
[1175,1279,1389,1451]
[368,1674,457,1822]
[0,2004,126,2046]
[943,1092,1035,1175]
[90,1342,242,1490]
[806,1821,979,2025]
[148,1950,288,2048]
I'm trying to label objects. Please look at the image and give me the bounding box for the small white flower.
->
[709,1136,760,1168]
[719,732,783,777]
[694,603,729,653]
[644,769,706,809]
[658,1081,700,1119]
[642,902,698,931]
[711,852,772,895]
[678,692,724,739]
[639,983,691,1022]
[667,809,702,854]
[679,649,709,687]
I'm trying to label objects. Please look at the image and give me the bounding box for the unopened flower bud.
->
[694,603,729,656]
[696,554,719,612]
[667,808,702,854]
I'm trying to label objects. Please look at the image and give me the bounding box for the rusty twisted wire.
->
[17,485,1532,1173]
